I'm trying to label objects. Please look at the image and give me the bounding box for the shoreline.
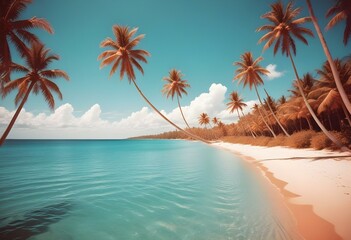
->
[212,142,351,240]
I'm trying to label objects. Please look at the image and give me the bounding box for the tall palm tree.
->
[306,0,351,115]
[98,25,209,144]
[325,0,351,45]
[257,1,348,150]
[0,42,69,145]
[162,69,191,129]
[0,0,53,87]
[198,113,210,128]
[233,52,277,137]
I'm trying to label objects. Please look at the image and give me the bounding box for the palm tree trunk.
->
[238,110,255,138]
[306,0,351,115]
[177,95,191,129]
[236,109,247,136]
[263,89,290,136]
[342,104,351,126]
[0,81,35,146]
[253,84,276,138]
[306,117,313,130]
[131,79,210,144]
[288,52,350,152]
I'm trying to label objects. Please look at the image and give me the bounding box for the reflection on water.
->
[0,201,72,240]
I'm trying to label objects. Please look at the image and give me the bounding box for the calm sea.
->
[0,140,299,239]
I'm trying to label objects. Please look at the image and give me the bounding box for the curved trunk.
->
[306,0,351,115]
[177,95,191,129]
[236,109,247,136]
[254,84,277,137]
[263,89,290,137]
[241,110,258,138]
[0,81,35,146]
[237,110,255,138]
[288,52,350,152]
[131,79,210,144]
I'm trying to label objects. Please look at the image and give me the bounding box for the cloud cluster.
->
[265,64,284,80]
[0,83,256,139]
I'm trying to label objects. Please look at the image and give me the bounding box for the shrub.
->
[329,131,351,150]
[311,133,332,150]
[267,135,287,147]
[286,130,315,148]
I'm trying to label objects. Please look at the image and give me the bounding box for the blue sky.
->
[0,0,350,138]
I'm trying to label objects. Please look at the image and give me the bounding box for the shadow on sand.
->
[0,201,72,240]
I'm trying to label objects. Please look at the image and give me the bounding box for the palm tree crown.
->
[0,0,53,84]
[233,52,269,89]
[3,42,69,109]
[98,25,150,82]
[257,0,313,56]
[227,91,247,113]
[198,113,210,127]
[162,69,190,99]
[326,0,351,45]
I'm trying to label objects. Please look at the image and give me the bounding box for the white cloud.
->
[265,64,284,80]
[0,83,257,139]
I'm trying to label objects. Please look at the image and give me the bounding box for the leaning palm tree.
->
[257,1,348,150]
[306,0,351,115]
[263,89,290,136]
[0,0,53,87]
[198,113,210,128]
[98,25,209,144]
[162,69,191,129]
[233,52,276,137]
[0,42,69,146]
[325,0,351,45]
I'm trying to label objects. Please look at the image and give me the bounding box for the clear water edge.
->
[0,139,301,239]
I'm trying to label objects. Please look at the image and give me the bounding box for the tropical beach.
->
[1,0,351,239]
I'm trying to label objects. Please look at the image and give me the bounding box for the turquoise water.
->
[0,140,297,239]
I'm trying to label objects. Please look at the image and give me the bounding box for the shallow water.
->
[0,140,298,239]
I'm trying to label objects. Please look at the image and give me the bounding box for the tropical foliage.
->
[0,0,53,87]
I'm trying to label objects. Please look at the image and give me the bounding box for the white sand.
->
[212,142,351,240]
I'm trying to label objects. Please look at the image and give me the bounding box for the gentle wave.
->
[0,140,301,239]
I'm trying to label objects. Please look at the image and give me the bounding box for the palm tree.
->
[198,113,210,128]
[226,91,252,137]
[212,117,220,126]
[0,0,53,87]
[0,42,69,145]
[98,25,209,144]
[263,89,290,136]
[325,0,351,45]
[233,52,277,137]
[309,59,351,125]
[306,0,351,115]
[162,69,191,129]
[257,1,348,150]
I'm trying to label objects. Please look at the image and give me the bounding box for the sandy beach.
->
[212,142,351,240]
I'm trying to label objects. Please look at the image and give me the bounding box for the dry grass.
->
[311,132,332,150]
[285,130,315,148]
[135,127,349,151]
